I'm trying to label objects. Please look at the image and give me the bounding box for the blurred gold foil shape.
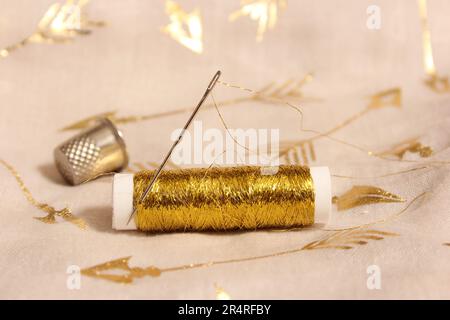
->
[0,0,104,58]
[417,0,450,92]
[229,0,287,42]
[162,0,203,54]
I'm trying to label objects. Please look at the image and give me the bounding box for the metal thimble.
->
[54,118,128,185]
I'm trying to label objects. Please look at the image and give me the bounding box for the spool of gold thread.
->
[112,165,331,232]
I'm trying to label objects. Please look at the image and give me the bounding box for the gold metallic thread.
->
[278,87,401,165]
[60,74,314,131]
[210,81,447,169]
[208,81,448,169]
[332,166,430,179]
[132,165,315,232]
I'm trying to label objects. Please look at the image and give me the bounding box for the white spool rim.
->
[309,166,331,224]
[112,174,136,230]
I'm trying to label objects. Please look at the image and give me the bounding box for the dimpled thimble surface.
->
[54,118,128,185]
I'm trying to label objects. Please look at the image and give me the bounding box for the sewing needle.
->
[126,70,221,225]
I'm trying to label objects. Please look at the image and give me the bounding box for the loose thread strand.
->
[217,80,450,169]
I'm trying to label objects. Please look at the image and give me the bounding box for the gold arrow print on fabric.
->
[81,228,397,284]
[377,137,433,159]
[0,159,86,228]
[332,185,405,211]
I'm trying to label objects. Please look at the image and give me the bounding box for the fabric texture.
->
[0,0,449,299]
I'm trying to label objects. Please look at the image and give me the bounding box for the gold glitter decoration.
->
[81,227,396,284]
[332,185,405,211]
[0,159,86,228]
[0,0,104,58]
[378,138,433,159]
[162,0,203,53]
[229,0,287,42]
[278,87,401,165]
[60,74,313,131]
[215,284,231,300]
[133,165,314,232]
[418,0,450,92]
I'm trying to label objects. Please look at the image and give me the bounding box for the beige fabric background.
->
[0,0,449,299]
